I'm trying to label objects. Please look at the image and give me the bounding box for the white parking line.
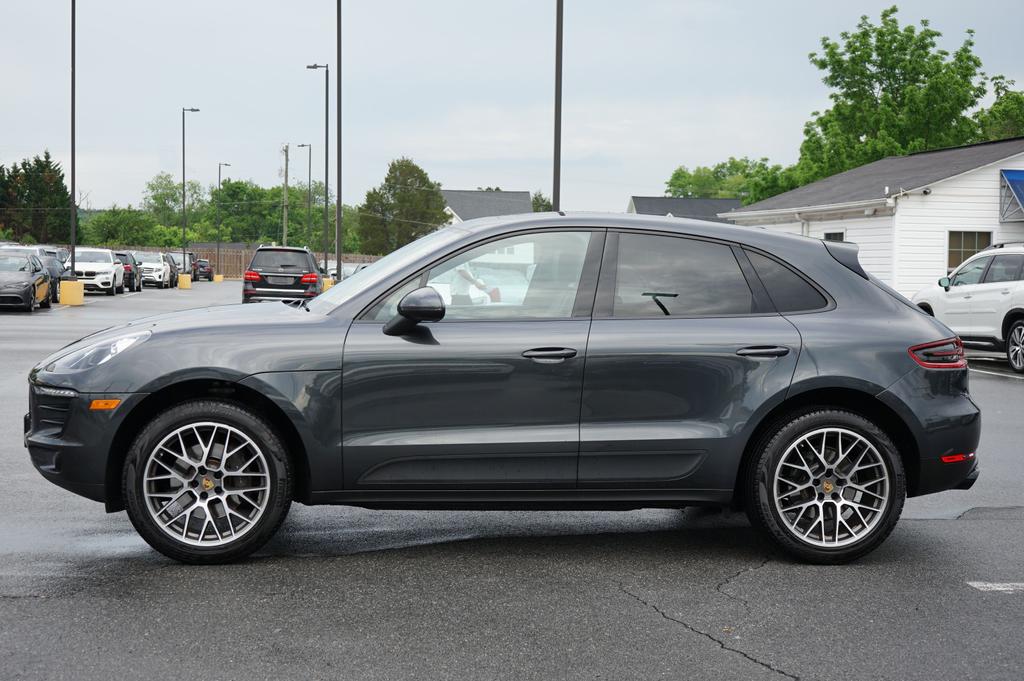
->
[967,581,1024,593]
[969,368,1024,381]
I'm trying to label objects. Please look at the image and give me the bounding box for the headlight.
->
[4,281,31,290]
[47,331,151,373]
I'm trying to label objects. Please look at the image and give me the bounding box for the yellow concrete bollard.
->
[178,274,192,289]
[213,274,224,283]
[322,277,335,292]
[59,280,85,306]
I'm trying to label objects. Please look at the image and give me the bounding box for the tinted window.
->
[137,252,162,263]
[982,254,1024,283]
[371,231,592,321]
[75,249,112,263]
[251,250,311,270]
[746,250,828,312]
[612,234,753,317]
[951,257,990,286]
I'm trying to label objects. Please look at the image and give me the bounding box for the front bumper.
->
[75,275,114,291]
[24,384,143,505]
[0,288,32,307]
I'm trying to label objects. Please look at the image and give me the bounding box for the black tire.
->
[106,283,115,296]
[116,277,125,294]
[1006,320,1024,374]
[123,400,293,564]
[745,409,905,564]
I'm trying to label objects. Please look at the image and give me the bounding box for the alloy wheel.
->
[772,427,890,548]
[1009,325,1024,371]
[142,422,271,547]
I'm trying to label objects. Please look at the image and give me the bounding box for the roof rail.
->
[982,241,1024,251]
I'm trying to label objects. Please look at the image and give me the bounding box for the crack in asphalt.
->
[714,555,772,614]
[618,582,800,681]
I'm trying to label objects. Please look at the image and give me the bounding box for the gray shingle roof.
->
[629,196,741,223]
[729,136,1024,215]
[441,190,532,221]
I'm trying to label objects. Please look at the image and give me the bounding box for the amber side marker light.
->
[89,399,121,411]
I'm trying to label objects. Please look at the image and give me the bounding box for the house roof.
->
[629,196,741,223]
[441,190,532,221]
[727,136,1024,216]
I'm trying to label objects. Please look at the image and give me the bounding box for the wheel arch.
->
[1001,307,1024,342]
[733,386,920,507]
[104,378,311,512]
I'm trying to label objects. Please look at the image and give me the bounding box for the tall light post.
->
[181,107,200,270]
[217,162,231,274]
[296,144,312,262]
[69,0,77,278]
[307,63,329,273]
[552,0,563,212]
[335,0,342,279]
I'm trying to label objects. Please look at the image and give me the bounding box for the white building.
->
[719,137,1024,297]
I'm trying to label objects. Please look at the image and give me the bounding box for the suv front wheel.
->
[1007,320,1024,373]
[746,409,905,564]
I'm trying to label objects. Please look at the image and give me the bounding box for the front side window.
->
[611,234,753,317]
[371,231,592,322]
[982,254,1024,283]
[951,256,991,286]
[948,231,991,270]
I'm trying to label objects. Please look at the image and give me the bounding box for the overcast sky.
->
[3,0,1021,212]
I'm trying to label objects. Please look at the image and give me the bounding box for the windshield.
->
[169,253,183,265]
[0,255,30,272]
[137,252,163,263]
[306,226,467,314]
[75,249,113,263]
[0,247,34,257]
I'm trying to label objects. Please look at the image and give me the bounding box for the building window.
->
[948,231,992,270]
[823,231,845,242]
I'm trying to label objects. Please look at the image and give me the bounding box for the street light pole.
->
[552,0,563,212]
[297,144,312,262]
[217,162,231,274]
[69,0,77,278]
[307,63,329,274]
[336,0,342,279]
[181,107,199,272]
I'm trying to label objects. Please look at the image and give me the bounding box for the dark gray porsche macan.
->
[25,214,980,564]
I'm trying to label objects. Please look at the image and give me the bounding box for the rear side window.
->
[982,254,1024,283]
[611,234,754,317]
[745,250,828,312]
[251,250,311,270]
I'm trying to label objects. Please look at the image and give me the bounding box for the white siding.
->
[757,215,895,284]
[893,151,1024,297]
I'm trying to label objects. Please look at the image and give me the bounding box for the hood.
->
[32,301,344,393]
[0,271,32,286]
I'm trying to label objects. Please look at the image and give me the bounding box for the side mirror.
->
[939,276,951,291]
[383,287,445,336]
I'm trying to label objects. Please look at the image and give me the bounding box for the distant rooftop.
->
[442,189,532,221]
[628,196,742,223]
[728,136,1024,216]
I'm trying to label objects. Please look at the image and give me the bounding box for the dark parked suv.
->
[243,246,322,303]
[24,214,980,564]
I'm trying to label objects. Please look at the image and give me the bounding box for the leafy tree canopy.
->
[356,158,448,255]
[531,190,553,212]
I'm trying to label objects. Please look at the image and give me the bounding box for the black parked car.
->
[165,254,179,288]
[24,214,980,564]
[195,258,214,281]
[0,246,66,304]
[169,252,199,282]
[114,251,143,293]
[243,246,322,303]
[0,253,51,311]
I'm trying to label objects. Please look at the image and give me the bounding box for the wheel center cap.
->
[201,477,215,492]
[822,479,834,494]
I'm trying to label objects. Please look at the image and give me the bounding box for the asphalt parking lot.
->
[1,284,1022,681]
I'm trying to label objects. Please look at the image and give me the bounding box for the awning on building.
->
[1001,169,1024,222]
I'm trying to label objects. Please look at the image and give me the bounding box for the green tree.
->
[531,190,553,212]
[0,152,71,243]
[975,76,1024,141]
[356,158,447,255]
[143,172,206,228]
[82,205,158,245]
[664,157,795,204]
[795,6,987,183]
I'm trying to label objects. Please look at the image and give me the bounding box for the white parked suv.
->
[912,243,1024,372]
[135,251,172,288]
[72,247,125,296]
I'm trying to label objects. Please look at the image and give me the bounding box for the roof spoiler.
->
[823,240,868,279]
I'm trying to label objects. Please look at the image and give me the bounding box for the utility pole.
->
[335,0,342,278]
[552,0,563,212]
[282,143,290,246]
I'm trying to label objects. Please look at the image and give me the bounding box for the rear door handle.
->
[736,345,790,358]
[522,347,577,363]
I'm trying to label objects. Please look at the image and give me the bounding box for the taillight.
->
[244,270,261,282]
[123,264,132,272]
[300,272,318,284]
[909,337,966,369]
[941,453,975,464]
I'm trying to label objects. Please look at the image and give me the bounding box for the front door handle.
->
[522,347,577,363]
[736,345,790,358]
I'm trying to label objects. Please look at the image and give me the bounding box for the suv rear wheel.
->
[1007,320,1024,373]
[123,400,293,564]
[745,409,905,564]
